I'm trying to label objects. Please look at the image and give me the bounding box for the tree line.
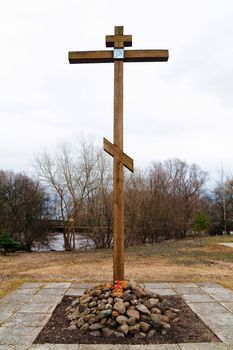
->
[0,138,232,252]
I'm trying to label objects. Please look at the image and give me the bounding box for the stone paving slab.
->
[43,283,71,289]
[1,282,233,349]
[128,345,180,350]
[0,346,30,350]
[10,288,39,295]
[179,343,233,349]
[2,312,51,328]
[0,293,33,305]
[169,283,198,288]
[220,302,233,313]
[173,287,205,295]
[182,294,215,303]
[18,283,45,289]
[0,326,42,345]
[218,243,233,248]
[143,283,171,289]
[145,288,177,296]
[19,302,58,314]
[65,288,85,296]
[30,294,63,304]
[35,289,66,296]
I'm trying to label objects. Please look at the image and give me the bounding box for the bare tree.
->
[0,170,48,251]
[36,138,112,250]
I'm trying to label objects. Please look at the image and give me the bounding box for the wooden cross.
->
[69,26,169,282]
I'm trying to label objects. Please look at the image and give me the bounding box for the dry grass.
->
[0,235,233,297]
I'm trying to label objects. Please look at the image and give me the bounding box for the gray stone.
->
[128,323,140,334]
[114,297,123,303]
[90,290,102,297]
[97,303,105,310]
[113,301,125,314]
[134,331,146,339]
[101,327,114,337]
[144,298,159,309]
[98,309,112,320]
[77,317,85,327]
[150,314,163,329]
[88,301,97,308]
[116,315,128,324]
[107,297,113,304]
[147,328,156,338]
[139,321,151,332]
[67,324,77,330]
[89,330,101,337]
[134,286,146,298]
[118,324,129,335]
[100,318,107,325]
[159,299,170,312]
[128,280,137,289]
[150,307,161,314]
[140,314,151,322]
[71,298,80,307]
[136,304,150,315]
[89,323,103,331]
[114,331,124,337]
[80,323,89,333]
[127,317,137,326]
[126,309,140,320]
[80,296,92,304]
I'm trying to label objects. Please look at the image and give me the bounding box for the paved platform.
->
[218,243,233,248]
[0,282,233,349]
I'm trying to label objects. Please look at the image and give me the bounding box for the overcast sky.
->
[0,0,233,184]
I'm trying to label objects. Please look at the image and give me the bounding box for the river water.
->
[33,233,94,251]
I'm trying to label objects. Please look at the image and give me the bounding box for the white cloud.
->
[0,0,233,182]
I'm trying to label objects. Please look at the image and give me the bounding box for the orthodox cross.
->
[69,26,169,282]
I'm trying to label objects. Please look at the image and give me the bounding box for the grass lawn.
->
[0,235,233,298]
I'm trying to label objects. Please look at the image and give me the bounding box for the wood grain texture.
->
[69,49,168,64]
[103,138,134,172]
[124,49,169,62]
[113,59,124,281]
[68,26,169,283]
[69,51,113,64]
[105,35,132,47]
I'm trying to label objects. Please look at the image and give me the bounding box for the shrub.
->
[0,232,20,254]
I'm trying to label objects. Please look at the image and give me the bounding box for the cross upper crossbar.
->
[106,25,132,48]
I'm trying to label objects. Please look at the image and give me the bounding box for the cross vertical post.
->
[113,26,125,281]
[68,26,169,283]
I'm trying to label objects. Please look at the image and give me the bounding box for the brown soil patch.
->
[35,295,219,345]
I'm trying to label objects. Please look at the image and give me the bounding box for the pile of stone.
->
[66,280,179,339]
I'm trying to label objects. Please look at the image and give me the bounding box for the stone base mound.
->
[66,280,180,339]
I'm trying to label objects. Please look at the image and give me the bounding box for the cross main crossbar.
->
[69,50,169,64]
